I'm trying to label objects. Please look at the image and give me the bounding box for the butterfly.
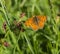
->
[25,16,46,30]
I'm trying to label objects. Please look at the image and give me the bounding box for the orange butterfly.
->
[25,16,46,30]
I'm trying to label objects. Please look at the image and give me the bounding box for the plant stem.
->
[0,0,10,26]
[24,32,35,54]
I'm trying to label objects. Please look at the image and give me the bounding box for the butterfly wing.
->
[37,16,46,29]
[30,21,39,30]
[25,17,32,27]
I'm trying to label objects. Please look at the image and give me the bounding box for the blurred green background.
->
[0,0,60,54]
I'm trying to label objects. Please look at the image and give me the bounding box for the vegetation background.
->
[0,0,60,54]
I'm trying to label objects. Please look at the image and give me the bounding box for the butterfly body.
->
[33,16,40,25]
[25,16,46,30]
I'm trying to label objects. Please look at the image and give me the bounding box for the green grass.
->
[0,0,60,54]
